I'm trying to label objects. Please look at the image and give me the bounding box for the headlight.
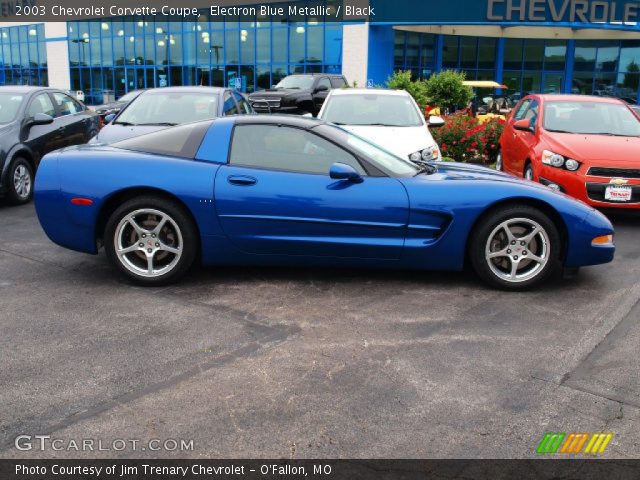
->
[410,146,440,163]
[565,159,580,171]
[541,150,580,171]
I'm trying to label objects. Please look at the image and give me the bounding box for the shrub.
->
[433,113,506,164]
[386,70,429,110]
[424,70,474,112]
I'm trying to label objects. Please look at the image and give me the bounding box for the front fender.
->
[399,175,612,270]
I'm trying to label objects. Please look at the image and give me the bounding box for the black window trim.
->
[226,123,383,177]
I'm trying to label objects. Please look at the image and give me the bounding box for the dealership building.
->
[0,0,639,105]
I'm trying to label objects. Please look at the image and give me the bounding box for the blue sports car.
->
[34,115,615,290]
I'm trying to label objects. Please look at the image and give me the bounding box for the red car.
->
[498,94,640,209]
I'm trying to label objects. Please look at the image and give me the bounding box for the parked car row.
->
[2,77,637,291]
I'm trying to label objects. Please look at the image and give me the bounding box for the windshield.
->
[321,94,424,127]
[274,76,315,90]
[317,124,419,176]
[115,92,219,126]
[0,93,24,124]
[118,90,142,103]
[544,101,640,137]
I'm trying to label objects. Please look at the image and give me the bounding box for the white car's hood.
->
[340,125,437,158]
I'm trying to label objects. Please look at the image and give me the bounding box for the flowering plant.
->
[433,113,506,164]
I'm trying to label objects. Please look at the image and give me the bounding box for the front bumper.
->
[537,164,640,210]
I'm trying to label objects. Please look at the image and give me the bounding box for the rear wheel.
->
[6,157,33,205]
[469,205,562,290]
[104,196,198,285]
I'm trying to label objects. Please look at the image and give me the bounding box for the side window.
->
[317,77,331,90]
[524,100,539,130]
[232,92,252,114]
[223,92,238,116]
[27,93,55,117]
[52,92,82,116]
[330,77,346,88]
[229,124,366,175]
[513,99,531,121]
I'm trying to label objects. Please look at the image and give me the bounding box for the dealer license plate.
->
[604,185,632,202]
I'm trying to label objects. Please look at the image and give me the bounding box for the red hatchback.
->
[498,94,640,209]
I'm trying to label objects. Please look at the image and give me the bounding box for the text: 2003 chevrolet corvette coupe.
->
[35,115,615,290]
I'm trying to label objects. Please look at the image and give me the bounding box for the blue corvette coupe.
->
[34,115,615,290]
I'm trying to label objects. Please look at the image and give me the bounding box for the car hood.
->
[339,125,436,159]
[546,133,640,165]
[249,89,305,99]
[90,124,169,144]
[95,101,126,111]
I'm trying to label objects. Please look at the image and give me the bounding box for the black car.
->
[94,89,145,121]
[0,86,99,205]
[248,74,348,116]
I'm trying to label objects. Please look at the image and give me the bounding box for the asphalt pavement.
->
[1,202,639,458]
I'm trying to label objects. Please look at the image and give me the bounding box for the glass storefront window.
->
[544,41,566,71]
[0,23,47,86]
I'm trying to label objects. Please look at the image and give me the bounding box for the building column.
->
[342,23,369,87]
[366,24,394,86]
[44,22,71,90]
[435,34,444,73]
[563,40,576,94]
[496,38,505,93]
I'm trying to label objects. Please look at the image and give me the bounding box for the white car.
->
[317,88,444,163]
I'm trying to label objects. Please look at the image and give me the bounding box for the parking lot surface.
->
[1,202,639,458]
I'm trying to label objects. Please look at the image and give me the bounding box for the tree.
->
[386,70,429,110]
[423,70,473,111]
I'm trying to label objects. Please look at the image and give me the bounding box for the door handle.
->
[227,175,257,186]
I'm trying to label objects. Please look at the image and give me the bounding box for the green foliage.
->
[386,70,429,110]
[423,70,474,111]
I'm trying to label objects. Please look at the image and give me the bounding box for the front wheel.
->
[6,157,33,205]
[495,150,503,171]
[104,196,198,286]
[524,163,534,181]
[469,205,562,290]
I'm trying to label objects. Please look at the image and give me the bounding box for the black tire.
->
[104,196,198,286]
[6,157,34,205]
[469,204,562,290]
[524,162,534,181]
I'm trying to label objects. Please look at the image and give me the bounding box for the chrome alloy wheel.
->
[13,164,31,199]
[114,209,183,278]
[495,152,503,171]
[485,218,550,283]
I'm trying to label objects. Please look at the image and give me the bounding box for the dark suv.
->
[248,74,348,116]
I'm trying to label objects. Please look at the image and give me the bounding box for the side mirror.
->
[28,112,54,126]
[315,84,329,93]
[330,163,362,183]
[428,116,445,128]
[301,112,313,118]
[104,113,116,124]
[513,119,534,133]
